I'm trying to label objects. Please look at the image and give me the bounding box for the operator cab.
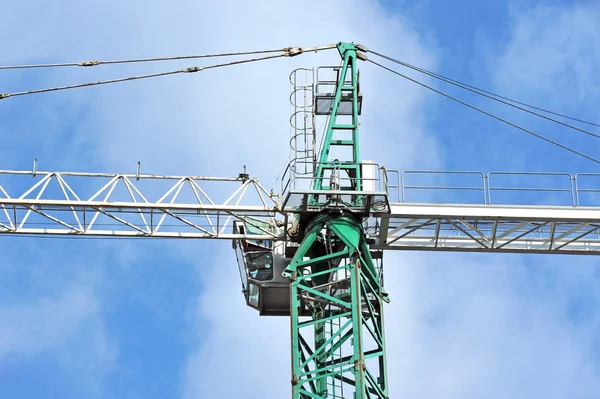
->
[232,220,291,316]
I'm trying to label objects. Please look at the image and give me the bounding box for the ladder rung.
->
[321,165,360,170]
[331,140,355,146]
[330,125,357,131]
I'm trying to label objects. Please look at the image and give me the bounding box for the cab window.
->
[246,251,273,281]
[248,282,260,308]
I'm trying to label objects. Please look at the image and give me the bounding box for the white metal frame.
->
[4,169,600,254]
[370,203,600,254]
[0,170,280,239]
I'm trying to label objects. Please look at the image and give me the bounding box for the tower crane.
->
[2,42,600,398]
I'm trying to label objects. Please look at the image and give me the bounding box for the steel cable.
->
[370,49,600,131]
[367,58,600,165]
[1,53,286,99]
[0,48,288,70]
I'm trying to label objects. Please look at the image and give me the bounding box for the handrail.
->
[280,166,600,208]
[281,160,385,194]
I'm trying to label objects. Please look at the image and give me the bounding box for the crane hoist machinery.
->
[3,42,600,399]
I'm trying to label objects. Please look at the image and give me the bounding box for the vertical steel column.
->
[284,215,389,398]
[313,43,362,197]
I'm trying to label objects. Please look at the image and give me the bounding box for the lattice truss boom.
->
[373,204,600,254]
[3,170,600,254]
[0,170,280,239]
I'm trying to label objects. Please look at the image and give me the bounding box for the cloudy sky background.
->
[1,0,600,398]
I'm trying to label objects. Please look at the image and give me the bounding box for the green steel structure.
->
[312,43,364,195]
[283,43,389,398]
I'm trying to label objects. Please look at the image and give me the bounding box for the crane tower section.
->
[285,42,389,399]
[234,43,390,398]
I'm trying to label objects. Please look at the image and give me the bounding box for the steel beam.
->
[283,214,388,399]
[0,170,280,240]
[370,203,600,254]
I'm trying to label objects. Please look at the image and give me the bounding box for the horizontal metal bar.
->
[490,187,571,192]
[372,238,600,254]
[489,171,572,176]
[288,190,386,196]
[388,203,600,222]
[0,229,278,239]
[0,199,276,213]
[403,170,485,175]
[0,170,244,181]
[403,185,483,191]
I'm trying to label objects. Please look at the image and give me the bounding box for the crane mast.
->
[281,43,389,398]
[283,43,388,399]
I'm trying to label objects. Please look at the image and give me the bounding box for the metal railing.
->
[281,166,600,208]
[281,160,387,196]
[394,170,600,207]
[400,170,486,204]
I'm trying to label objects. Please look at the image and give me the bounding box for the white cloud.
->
[0,287,93,356]
[384,252,600,398]
[181,246,290,398]
[483,2,600,170]
[4,1,600,398]
[492,2,600,106]
[0,284,116,396]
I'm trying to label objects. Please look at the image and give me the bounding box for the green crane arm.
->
[313,43,365,200]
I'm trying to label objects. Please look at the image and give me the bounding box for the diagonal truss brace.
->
[284,214,388,399]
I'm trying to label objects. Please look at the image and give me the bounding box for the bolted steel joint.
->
[354,359,365,371]
[184,66,202,73]
[356,43,369,52]
[382,292,391,304]
[282,270,297,281]
[284,47,303,57]
[312,307,324,320]
[78,60,100,67]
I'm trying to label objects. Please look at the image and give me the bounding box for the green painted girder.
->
[284,41,388,398]
[286,214,388,398]
[312,42,362,201]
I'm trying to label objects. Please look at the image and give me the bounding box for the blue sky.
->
[1,0,600,398]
